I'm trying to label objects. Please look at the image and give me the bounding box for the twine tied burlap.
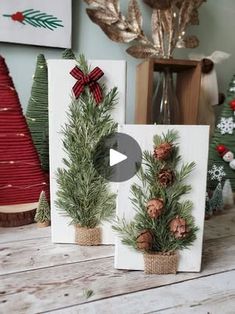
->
[144,251,178,274]
[75,225,101,246]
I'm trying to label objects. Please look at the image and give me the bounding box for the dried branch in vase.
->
[84,0,206,59]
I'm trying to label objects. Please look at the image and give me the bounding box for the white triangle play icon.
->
[109,149,127,167]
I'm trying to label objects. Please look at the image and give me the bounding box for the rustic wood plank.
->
[204,209,235,240]
[0,235,234,314]
[1,207,233,276]
[0,240,114,275]
[52,270,235,314]
[0,224,50,244]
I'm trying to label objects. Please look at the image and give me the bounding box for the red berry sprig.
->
[11,12,25,23]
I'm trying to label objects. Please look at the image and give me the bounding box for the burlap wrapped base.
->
[37,221,50,228]
[75,226,101,246]
[144,251,178,274]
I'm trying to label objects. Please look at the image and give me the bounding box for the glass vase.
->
[152,67,181,124]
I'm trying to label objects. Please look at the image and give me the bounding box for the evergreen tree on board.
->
[113,130,198,274]
[207,75,235,191]
[26,54,49,172]
[56,55,117,229]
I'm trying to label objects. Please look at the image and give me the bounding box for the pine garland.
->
[56,55,118,228]
[26,54,49,172]
[3,9,64,31]
[113,130,198,253]
[207,75,235,191]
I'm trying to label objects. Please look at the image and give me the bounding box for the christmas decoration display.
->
[0,56,49,227]
[62,49,76,60]
[222,179,234,209]
[113,130,198,274]
[216,145,235,170]
[189,51,230,136]
[209,183,224,214]
[26,54,49,173]
[217,118,235,135]
[35,191,50,228]
[3,9,64,30]
[84,0,205,59]
[205,192,212,219]
[56,55,117,246]
[0,1,72,48]
[207,75,235,192]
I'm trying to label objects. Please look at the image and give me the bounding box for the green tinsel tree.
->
[210,183,224,213]
[35,191,50,223]
[207,75,235,191]
[113,130,198,254]
[26,54,49,172]
[62,49,76,60]
[40,131,49,173]
[56,55,117,228]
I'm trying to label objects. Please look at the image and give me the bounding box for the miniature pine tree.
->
[210,183,224,213]
[26,54,49,172]
[207,75,235,191]
[62,49,76,59]
[35,191,50,223]
[222,179,234,208]
[205,193,212,219]
[56,55,117,229]
[113,130,198,272]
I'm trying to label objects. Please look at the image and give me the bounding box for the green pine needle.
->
[56,55,118,228]
[83,289,94,299]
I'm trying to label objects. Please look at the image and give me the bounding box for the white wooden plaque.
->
[48,60,126,244]
[115,125,209,272]
[0,0,71,48]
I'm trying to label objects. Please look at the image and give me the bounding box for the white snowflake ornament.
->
[217,117,235,135]
[208,164,226,182]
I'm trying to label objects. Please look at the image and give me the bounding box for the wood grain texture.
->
[0,224,50,244]
[176,62,201,125]
[0,235,234,314]
[135,58,201,125]
[52,271,235,314]
[135,59,154,124]
[0,239,114,275]
[204,209,235,240]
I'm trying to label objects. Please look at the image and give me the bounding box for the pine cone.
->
[169,216,189,239]
[154,142,173,161]
[158,169,175,187]
[136,230,153,250]
[146,198,164,219]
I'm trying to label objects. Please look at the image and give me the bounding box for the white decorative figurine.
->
[189,51,230,136]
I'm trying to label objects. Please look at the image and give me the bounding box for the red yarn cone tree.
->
[0,56,49,227]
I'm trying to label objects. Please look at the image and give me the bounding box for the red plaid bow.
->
[70,66,104,104]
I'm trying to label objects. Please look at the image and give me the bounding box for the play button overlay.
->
[109,149,127,167]
[93,132,142,182]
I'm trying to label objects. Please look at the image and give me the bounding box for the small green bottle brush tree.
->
[56,55,117,246]
[113,130,198,274]
[35,191,50,228]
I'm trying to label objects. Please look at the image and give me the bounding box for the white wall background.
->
[0,0,234,123]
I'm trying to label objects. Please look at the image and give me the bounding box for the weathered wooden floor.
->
[0,209,235,314]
